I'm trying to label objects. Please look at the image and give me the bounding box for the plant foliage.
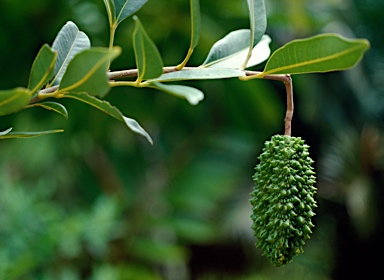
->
[0,0,371,270]
[0,0,369,141]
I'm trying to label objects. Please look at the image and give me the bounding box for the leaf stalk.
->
[176,48,194,70]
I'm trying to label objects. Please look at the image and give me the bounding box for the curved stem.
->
[109,27,116,51]
[107,26,116,70]
[245,72,294,135]
[176,48,194,70]
[240,47,253,71]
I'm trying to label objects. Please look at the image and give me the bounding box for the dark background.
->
[1,0,384,279]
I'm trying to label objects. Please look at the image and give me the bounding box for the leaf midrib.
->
[0,90,27,107]
[59,53,110,93]
[52,31,82,85]
[30,51,57,94]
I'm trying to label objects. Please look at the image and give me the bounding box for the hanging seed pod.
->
[250,135,317,266]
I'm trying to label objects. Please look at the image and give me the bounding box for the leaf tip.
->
[123,116,153,145]
[0,127,13,136]
[361,38,370,50]
[188,92,204,105]
[64,21,77,28]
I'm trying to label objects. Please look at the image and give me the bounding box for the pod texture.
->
[250,135,317,266]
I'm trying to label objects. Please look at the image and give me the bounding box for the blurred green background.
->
[1,0,384,279]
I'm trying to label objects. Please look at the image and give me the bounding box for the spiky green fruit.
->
[250,135,317,266]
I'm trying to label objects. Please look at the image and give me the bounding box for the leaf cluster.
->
[0,0,369,143]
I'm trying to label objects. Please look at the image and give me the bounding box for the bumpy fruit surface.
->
[250,135,317,266]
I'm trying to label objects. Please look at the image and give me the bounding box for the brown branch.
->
[246,72,294,136]
[106,66,195,80]
[37,66,263,101]
[283,75,293,136]
[34,68,295,136]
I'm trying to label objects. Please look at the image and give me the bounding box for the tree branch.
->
[34,68,295,136]
[106,66,193,80]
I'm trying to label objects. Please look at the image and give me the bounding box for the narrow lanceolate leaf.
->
[202,30,271,69]
[59,47,121,98]
[51,21,91,85]
[103,0,116,27]
[176,0,201,70]
[150,82,204,105]
[0,129,64,139]
[0,88,31,116]
[62,92,153,144]
[190,0,201,49]
[0,128,12,136]
[28,44,57,95]
[203,30,250,66]
[211,35,271,69]
[114,0,148,26]
[242,0,267,69]
[247,0,267,47]
[133,16,163,82]
[25,102,68,119]
[261,34,370,76]
[248,0,267,46]
[148,68,245,83]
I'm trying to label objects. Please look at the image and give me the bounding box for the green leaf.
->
[247,0,267,47]
[261,33,370,76]
[132,16,163,81]
[213,35,271,69]
[176,0,201,70]
[114,0,148,26]
[203,30,249,66]
[59,47,121,98]
[147,68,245,83]
[190,0,201,49]
[0,127,12,136]
[51,21,91,85]
[0,129,64,139]
[149,82,204,105]
[28,44,57,95]
[202,30,271,69]
[25,102,68,119]
[242,0,267,69]
[103,0,116,27]
[123,117,153,144]
[62,92,153,144]
[0,88,31,116]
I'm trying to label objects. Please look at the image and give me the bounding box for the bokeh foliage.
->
[1,0,383,279]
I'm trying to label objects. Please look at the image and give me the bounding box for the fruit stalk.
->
[284,75,293,136]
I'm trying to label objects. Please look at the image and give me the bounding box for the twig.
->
[245,72,294,136]
[283,75,293,136]
[35,68,295,136]
[106,66,191,80]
